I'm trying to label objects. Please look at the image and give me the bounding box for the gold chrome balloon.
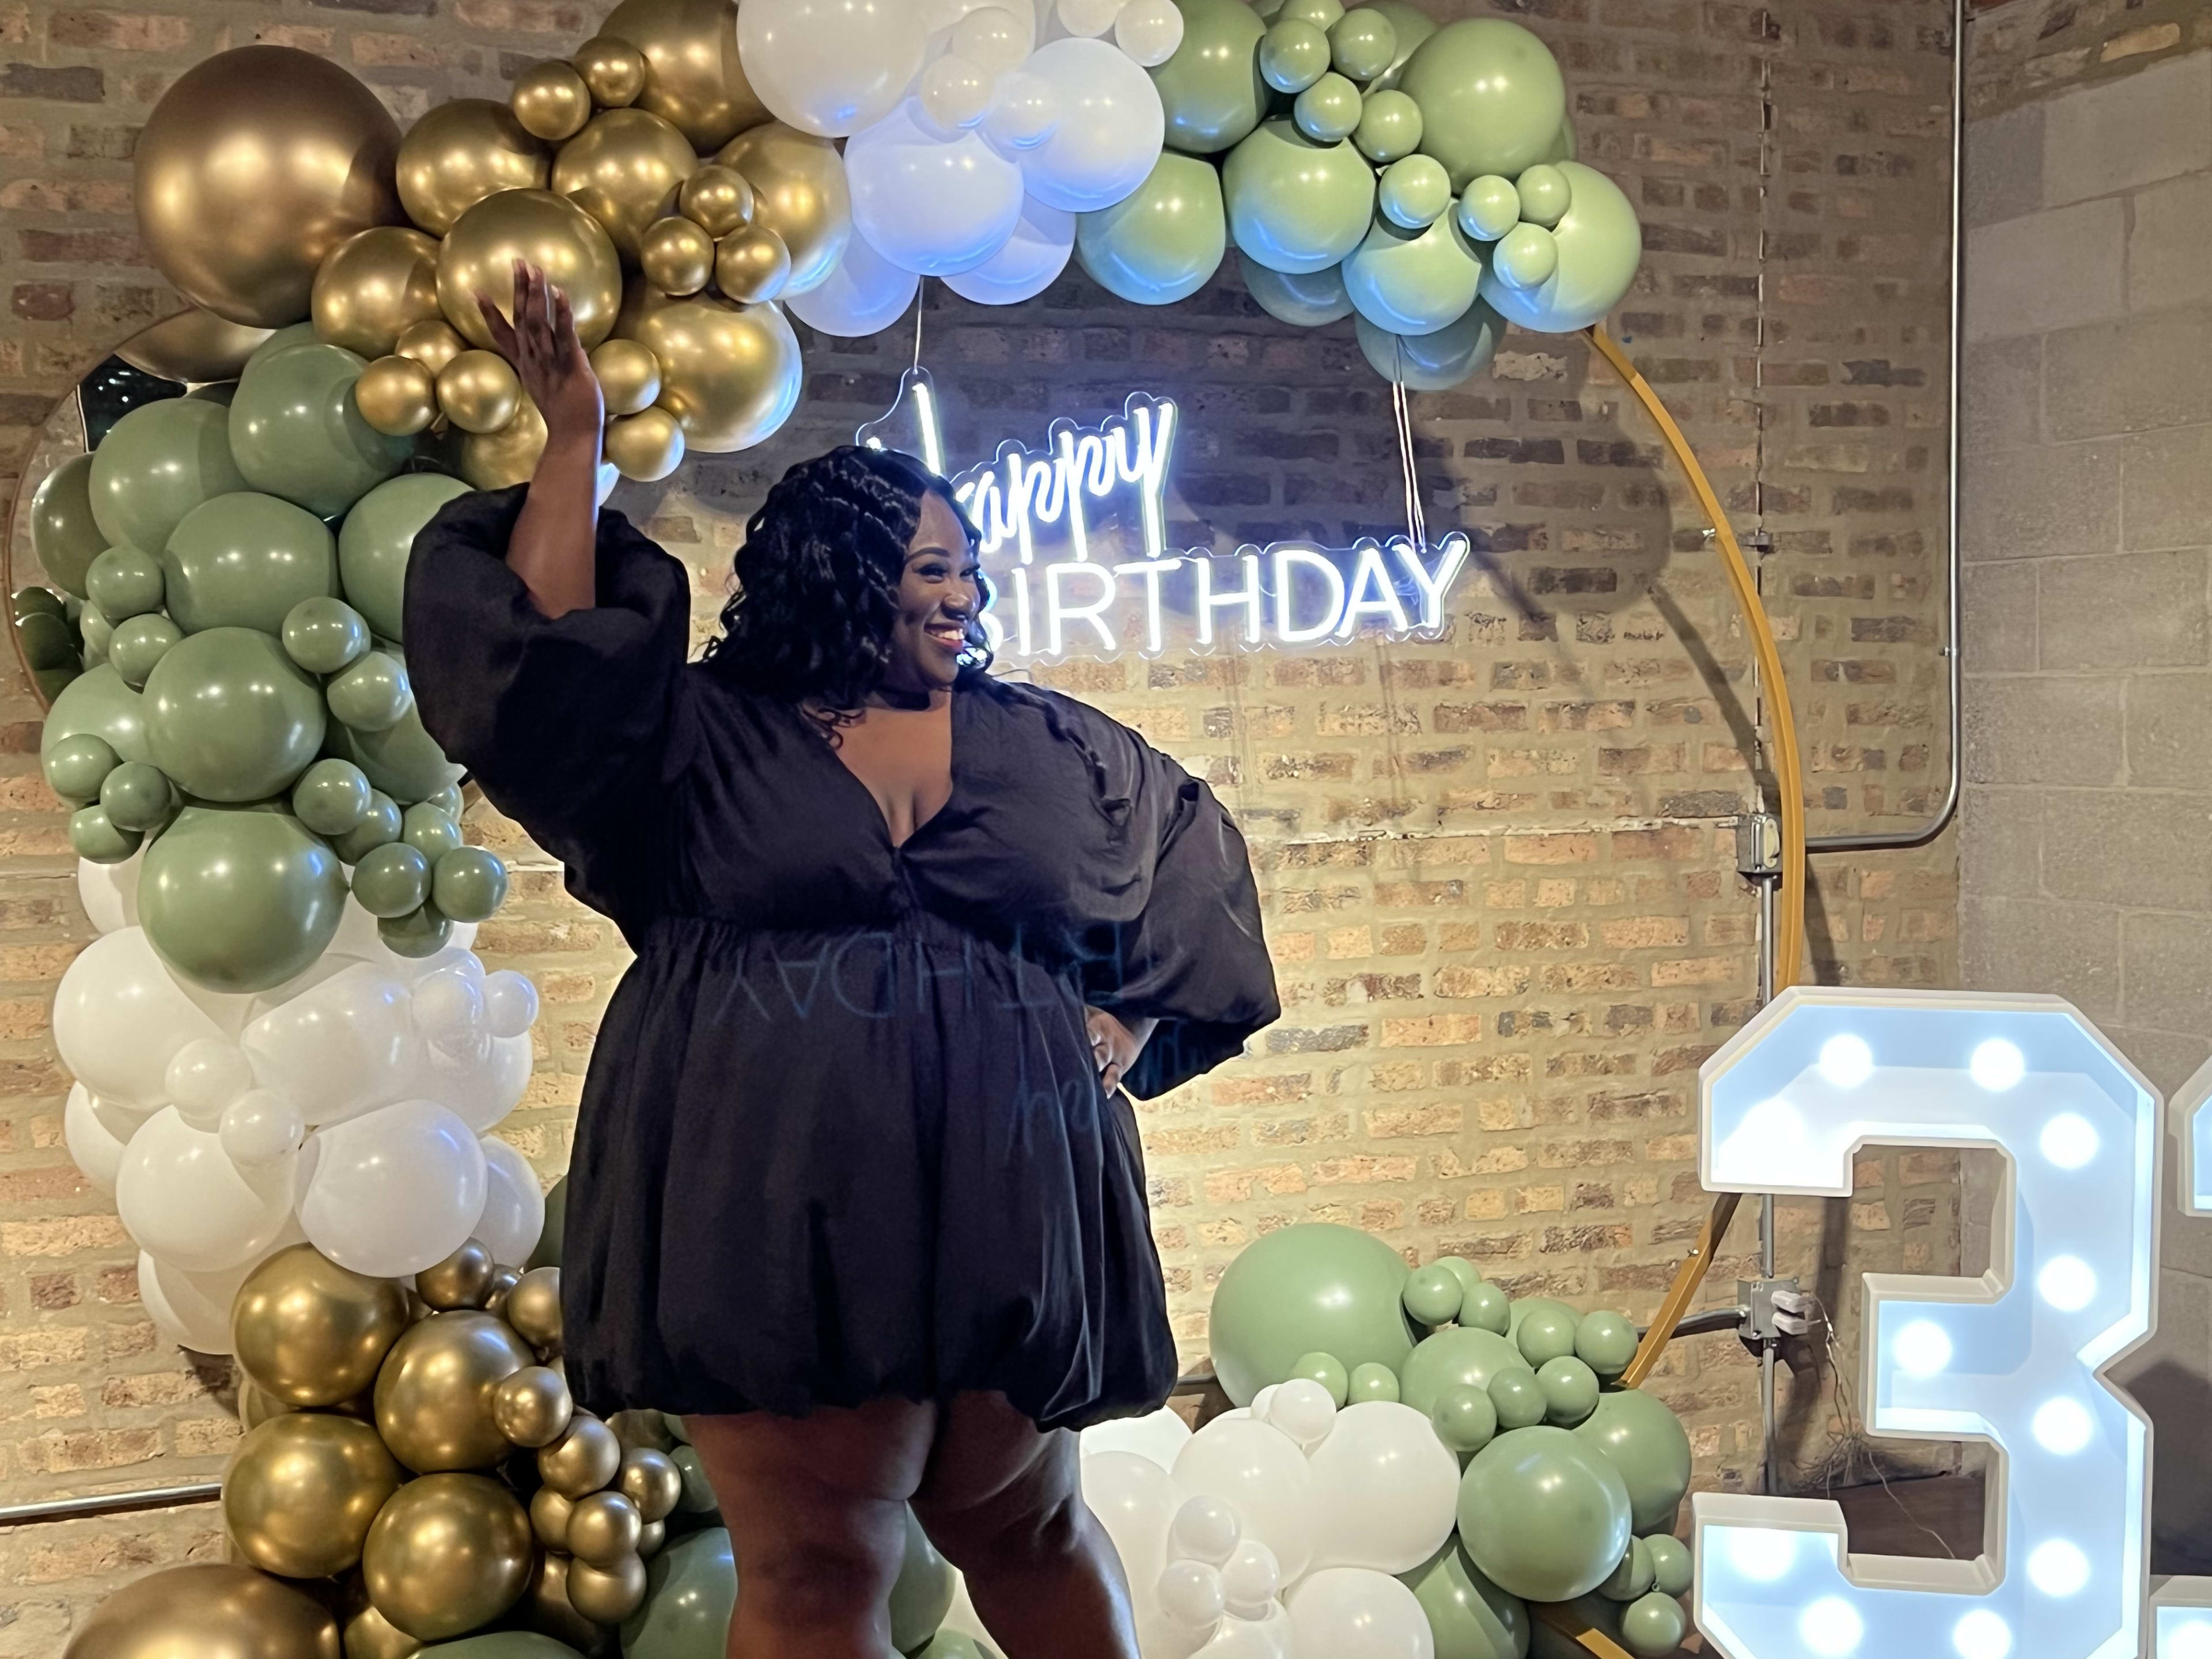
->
[438,190,623,350]
[396,98,548,236]
[641,217,715,297]
[530,1486,576,1550]
[312,226,442,359]
[600,0,770,149]
[437,352,524,435]
[372,1309,535,1472]
[491,1363,574,1448]
[589,338,662,416]
[61,1562,339,1659]
[460,398,550,491]
[520,1552,609,1652]
[639,1518,667,1557]
[618,1445,684,1522]
[565,1552,648,1624]
[395,317,468,376]
[618,285,803,454]
[513,60,594,143]
[566,1489,643,1567]
[133,45,403,327]
[361,1472,533,1642]
[222,1411,402,1578]
[485,1264,524,1317]
[116,310,274,384]
[355,355,440,437]
[416,1238,497,1310]
[679,164,753,238]
[233,1244,412,1408]
[714,123,851,296]
[236,1378,294,1431]
[537,1410,623,1498]
[714,224,791,304]
[504,1265,563,1350]
[339,1599,419,1659]
[575,35,649,108]
[552,108,699,263]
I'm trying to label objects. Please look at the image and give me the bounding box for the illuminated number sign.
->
[1693,987,2157,1659]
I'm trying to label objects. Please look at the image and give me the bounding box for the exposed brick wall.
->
[0,0,1959,1635]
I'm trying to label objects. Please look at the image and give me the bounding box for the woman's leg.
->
[686,1396,936,1659]
[911,1392,1141,1659]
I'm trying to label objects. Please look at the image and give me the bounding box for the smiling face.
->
[882,490,983,696]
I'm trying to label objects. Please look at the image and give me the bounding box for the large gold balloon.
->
[395,318,467,376]
[233,1244,412,1408]
[438,190,623,350]
[566,1489,643,1567]
[396,99,548,236]
[575,35,649,108]
[460,397,550,491]
[589,338,661,415]
[714,224,790,305]
[416,1238,497,1311]
[61,1563,339,1659]
[618,285,803,454]
[618,1445,685,1522]
[513,60,594,143]
[361,1472,533,1642]
[538,1410,623,1498]
[714,123,851,296]
[437,351,524,435]
[223,1411,403,1578]
[552,108,699,262]
[605,407,687,483]
[373,1309,535,1472]
[566,1552,649,1624]
[601,0,770,149]
[116,310,275,384]
[313,227,442,359]
[492,1363,575,1448]
[504,1265,563,1350]
[641,217,715,297]
[355,355,439,437]
[133,46,402,328]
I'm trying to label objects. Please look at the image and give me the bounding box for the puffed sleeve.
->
[404,483,696,929]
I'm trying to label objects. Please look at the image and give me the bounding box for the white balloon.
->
[54,928,221,1111]
[481,971,540,1040]
[849,101,1025,275]
[414,965,487,1049]
[1171,1417,1316,1582]
[220,1089,305,1168]
[787,232,922,335]
[165,1037,253,1128]
[139,1248,273,1354]
[738,0,927,136]
[1139,1610,1218,1659]
[476,1135,546,1267]
[299,1100,487,1277]
[1303,1402,1459,1575]
[1017,36,1164,211]
[1158,1558,1225,1625]
[1081,1403,1193,1471]
[1113,0,1184,65]
[321,893,388,964]
[1221,1539,1279,1615]
[953,3,1034,69]
[1196,1611,1291,1659]
[1264,1378,1336,1449]
[1082,1449,1180,1620]
[64,1083,146,1195]
[1058,0,1123,34]
[115,1106,296,1272]
[1283,1569,1434,1659]
[1249,1384,1279,1420]
[241,961,419,1127]
[419,1031,533,1134]
[392,942,484,986]
[921,55,994,130]
[944,194,1075,304]
[78,850,141,933]
[1169,1494,1241,1565]
[983,69,1057,150]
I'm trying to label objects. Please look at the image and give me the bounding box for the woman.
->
[404,263,1279,1659]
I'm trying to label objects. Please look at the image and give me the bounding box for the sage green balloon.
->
[1399,1538,1527,1659]
[1277,0,1343,26]
[1260,17,1330,92]
[18,611,78,680]
[1379,154,1452,228]
[1457,175,1521,241]
[889,1507,954,1653]
[339,473,472,642]
[13,586,65,623]
[1571,1387,1692,1534]
[402,803,463,861]
[1546,112,1577,163]
[229,342,411,518]
[1290,1350,1350,1406]
[162,491,339,635]
[283,596,370,675]
[142,627,325,802]
[1077,154,1227,306]
[327,650,414,732]
[426,783,465,819]
[1330,6,1397,78]
[1491,222,1558,291]
[100,762,174,833]
[1618,1592,1686,1659]
[291,757,373,836]
[1514,162,1570,228]
[1537,1355,1599,1426]
[915,1637,1002,1659]
[334,790,403,863]
[1508,1297,1577,1335]
[1294,71,1362,143]
[1457,1425,1631,1603]
[1355,300,1504,389]
[419,1634,585,1658]
[1403,1264,1464,1327]
[88,397,247,554]
[621,1525,735,1659]
[41,663,150,772]
[1208,1221,1414,1405]
[1223,119,1376,275]
[1149,0,1268,155]
[80,603,113,665]
[47,733,119,804]
[664,1412,692,1446]
[380,902,454,958]
[1515,1302,1579,1366]
[29,453,105,600]
[352,841,431,918]
[247,323,323,370]
[1431,1383,1496,1455]
[1354,88,1422,162]
[1477,162,1640,333]
[1343,210,1483,336]
[1238,251,1353,326]
[109,613,182,690]
[1361,0,1433,89]
[1397,17,1565,188]
[141,805,348,992]
[1574,1311,1638,1380]
[671,1444,719,1513]
[1460,1279,1509,1335]
[1643,1533,1691,1597]
[1434,1256,1482,1298]
[71,804,141,863]
[85,546,166,621]
[1399,1325,1525,1415]
[1488,1368,1545,1430]
[1348,1361,1400,1404]
[1597,1535,1653,1602]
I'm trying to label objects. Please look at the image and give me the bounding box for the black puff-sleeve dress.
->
[404,487,1280,1431]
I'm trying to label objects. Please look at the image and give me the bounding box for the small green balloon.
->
[46,732,119,805]
[1149,0,1269,155]
[327,650,415,733]
[1492,221,1559,291]
[13,585,66,623]
[1353,87,1423,162]
[70,803,141,863]
[1431,1383,1497,1454]
[1399,1325,1525,1416]
[1457,175,1521,241]
[1487,1366,1546,1430]
[426,783,465,819]
[1260,17,1331,93]
[142,627,326,803]
[108,613,182,690]
[1360,0,1433,88]
[433,846,509,923]
[41,662,149,772]
[1546,112,1577,162]
[402,802,463,862]
[417,1634,587,1658]
[79,603,113,664]
[1347,1361,1400,1404]
[1330,6,1397,78]
[1434,1257,1482,1298]
[88,397,248,554]
[247,323,323,370]
[325,698,463,805]
[283,596,370,675]
[914,1636,1002,1659]
[354,841,432,919]
[1572,1387,1692,1535]
[84,546,166,621]
[1598,1535,1654,1602]
[1294,71,1362,143]
[1457,1425,1633,1604]
[291,757,373,836]
[379,902,454,958]
[1478,161,1641,333]
[229,341,411,518]
[622,1526,736,1659]
[162,491,339,635]
[1343,210,1483,337]
[1643,1533,1691,1597]
[338,472,471,642]
[1403,1263,1465,1327]
[1378,154,1452,228]
[1223,119,1377,275]
[1515,162,1571,228]
[29,453,106,600]
[670,1444,719,1513]
[1575,1310,1639,1379]
[1397,16,1567,189]
[889,1507,955,1653]
[1460,1280,1510,1335]
[19,611,80,673]
[1618,1591,1687,1659]
[1208,1221,1415,1406]
[1077,153,1228,307]
[1399,1539,1527,1659]
[1277,0,1343,24]
[140,805,349,992]
[1538,1354,1600,1426]
[1238,250,1353,326]
[1290,1350,1351,1406]
[1515,1302,1580,1367]
[99,761,173,833]
[333,790,403,863]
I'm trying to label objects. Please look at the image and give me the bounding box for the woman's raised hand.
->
[474,259,604,444]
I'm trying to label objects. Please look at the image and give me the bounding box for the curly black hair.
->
[700,445,990,729]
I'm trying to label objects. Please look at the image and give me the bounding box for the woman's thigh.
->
[910,1391,1082,1551]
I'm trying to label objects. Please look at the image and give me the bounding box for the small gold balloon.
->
[396,98,548,236]
[565,1489,643,1567]
[537,1410,623,1498]
[605,409,685,482]
[372,1309,535,1472]
[639,1518,666,1557]
[600,0,769,149]
[641,217,715,297]
[355,355,440,437]
[437,188,623,350]
[395,317,467,376]
[233,1244,412,1409]
[505,1265,563,1350]
[519,1553,609,1652]
[714,123,851,296]
[416,1238,497,1310]
[116,309,274,384]
[460,397,550,491]
[714,223,790,304]
[513,60,594,143]
[608,1408,676,1452]
[222,1411,402,1580]
[589,338,662,416]
[236,1378,294,1431]
[485,1264,524,1316]
[492,1363,574,1448]
[552,108,699,263]
[679,164,753,238]
[61,1562,339,1659]
[565,1552,649,1624]
[618,1445,684,1523]
[574,35,649,108]
[340,1600,420,1659]
[437,351,524,435]
[312,226,442,359]
[530,1486,576,1550]
[617,283,803,454]
[361,1472,533,1643]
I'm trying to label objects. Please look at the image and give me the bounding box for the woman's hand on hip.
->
[474,259,603,445]
[1086,1006,1156,1096]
